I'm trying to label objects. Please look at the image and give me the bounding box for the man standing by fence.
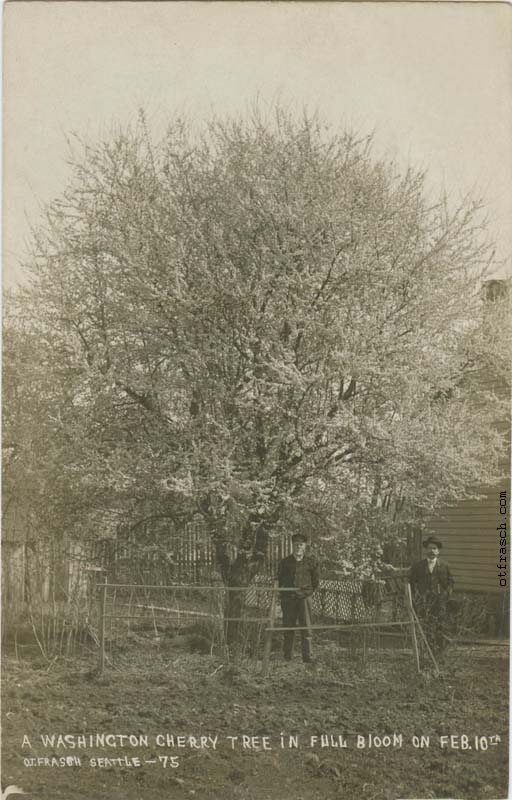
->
[409,535,454,656]
[277,533,319,663]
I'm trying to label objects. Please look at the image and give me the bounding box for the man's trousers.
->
[281,596,313,662]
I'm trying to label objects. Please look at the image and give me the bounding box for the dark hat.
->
[423,535,443,550]
[291,533,308,544]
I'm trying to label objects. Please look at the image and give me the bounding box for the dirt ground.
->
[1,638,509,800]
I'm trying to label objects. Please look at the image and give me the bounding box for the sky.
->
[3,1,512,287]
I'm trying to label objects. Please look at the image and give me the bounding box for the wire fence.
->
[93,574,422,675]
[6,565,496,674]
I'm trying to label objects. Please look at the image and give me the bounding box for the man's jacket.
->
[409,558,454,598]
[277,554,320,602]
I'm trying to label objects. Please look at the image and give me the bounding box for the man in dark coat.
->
[409,535,454,654]
[277,533,319,663]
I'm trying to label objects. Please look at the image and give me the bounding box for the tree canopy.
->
[4,108,509,583]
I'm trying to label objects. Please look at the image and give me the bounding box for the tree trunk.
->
[224,514,268,648]
[203,496,271,650]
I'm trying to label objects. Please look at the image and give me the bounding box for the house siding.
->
[426,483,509,594]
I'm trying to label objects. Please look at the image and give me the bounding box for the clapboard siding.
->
[437,518,500,526]
[439,524,503,531]
[426,481,509,593]
[431,545,502,556]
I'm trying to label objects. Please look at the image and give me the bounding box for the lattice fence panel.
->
[245,575,407,623]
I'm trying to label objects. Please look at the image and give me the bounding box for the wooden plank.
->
[439,550,503,558]
[441,550,502,558]
[434,529,504,537]
[432,530,503,537]
[436,514,506,521]
[452,579,499,590]
[410,602,440,676]
[443,544,499,552]
[449,565,500,576]
[261,581,278,676]
[430,521,505,529]
[404,583,420,672]
[451,571,501,582]
[456,581,503,595]
[429,498,505,509]
[430,521,502,529]
[451,568,500,579]
[450,566,502,578]
[442,546,500,555]
[430,518,501,526]
[434,490,509,504]
[439,539,503,546]
[442,548,504,556]
[431,499,506,508]
[443,556,504,565]
[452,580,501,590]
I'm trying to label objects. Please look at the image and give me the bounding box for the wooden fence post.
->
[98,575,107,674]
[404,582,420,673]
[261,581,278,676]
[410,603,441,676]
[303,597,314,658]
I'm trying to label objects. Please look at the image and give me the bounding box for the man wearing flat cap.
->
[277,533,319,663]
[409,535,454,655]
